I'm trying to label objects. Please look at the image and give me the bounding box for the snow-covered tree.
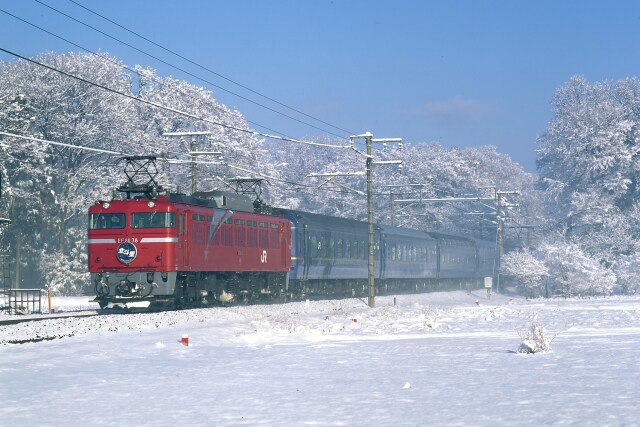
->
[501,249,548,297]
[537,76,640,267]
[39,244,88,294]
[539,240,616,297]
[611,255,640,295]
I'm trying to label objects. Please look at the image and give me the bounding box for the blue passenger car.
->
[278,207,497,297]
[378,225,438,280]
[281,210,381,283]
[474,237,498,279]
[428,233,478,280]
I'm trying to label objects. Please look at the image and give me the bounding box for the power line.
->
[0,130,129,156]
[32,0,350,140]
[0,46,351,149]
[66,0,355,138]
[0,6,292,140]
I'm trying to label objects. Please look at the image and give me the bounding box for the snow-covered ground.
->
[1,291,639,426]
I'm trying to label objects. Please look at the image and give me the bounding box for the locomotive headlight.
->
[148,201,155,208]
[102,202,110,209]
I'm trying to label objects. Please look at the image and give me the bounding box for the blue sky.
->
[2,1,640,171]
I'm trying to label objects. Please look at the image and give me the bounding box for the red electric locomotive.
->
[88,157,291,309]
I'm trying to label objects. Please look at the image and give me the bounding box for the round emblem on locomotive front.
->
[116,242,137,264]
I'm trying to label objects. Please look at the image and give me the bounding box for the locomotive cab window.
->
[130,212,176,229]
[89,213,125,229]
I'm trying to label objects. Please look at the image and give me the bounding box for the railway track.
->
[0,303,190,327]
[0,310,104,326]
[0,309,137,345]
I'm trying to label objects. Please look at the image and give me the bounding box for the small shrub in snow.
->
[517,321,551,354]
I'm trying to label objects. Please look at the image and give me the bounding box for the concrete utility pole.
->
[365,133,375,309]
[162,131,222,195]
[352,132,403,308]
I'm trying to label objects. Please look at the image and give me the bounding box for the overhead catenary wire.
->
[0,130,130,156]
[0,130,370,198]
[32,0,351,141]
[168,157,361,194]
[0,121,453,204]
[0,133,427,232]
[0,128,324,187]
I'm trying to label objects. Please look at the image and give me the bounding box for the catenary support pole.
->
[365,133,375,308]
